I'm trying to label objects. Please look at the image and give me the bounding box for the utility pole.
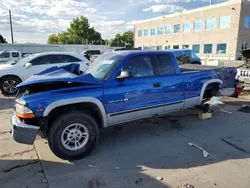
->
[210,0,212,5]
[9,10,14,44]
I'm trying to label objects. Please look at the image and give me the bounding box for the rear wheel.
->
[48,111,99,160]
[0,76,21,95]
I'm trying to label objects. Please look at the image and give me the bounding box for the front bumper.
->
[11,115,40,145]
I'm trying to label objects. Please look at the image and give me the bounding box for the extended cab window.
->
[156,54,176,75]
[122,55,155,78]
[0,53,10,58]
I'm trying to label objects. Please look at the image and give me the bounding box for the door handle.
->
[153,82,161,88]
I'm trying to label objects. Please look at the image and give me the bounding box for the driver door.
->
[103,54,165,125]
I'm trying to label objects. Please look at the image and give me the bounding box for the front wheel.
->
[48,111,99,160]
[0,76,21,95]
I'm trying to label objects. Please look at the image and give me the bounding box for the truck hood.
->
[17,63,104,88]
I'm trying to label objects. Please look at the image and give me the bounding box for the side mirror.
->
[24,62,32,69]
[116,70,133,80]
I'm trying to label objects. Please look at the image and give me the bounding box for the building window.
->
[144,29,149,36]
[217,43,227,54]
[205,18,215,30]
[183,22,191,32]
[244,16,250,28]
[219,16,230,29]
[194,20,202,31]
[156,46,162,50]
[204,44,213,54]
[192,44,200,53]
[165,25,172,34]
[242,42,248,49]
[173,45,179,49]
[182,45,189,49]
[150,28,155,36]
[157,27,164,35]
[174,24,180,33]
[138,30,142,37]
[165,45,171,49]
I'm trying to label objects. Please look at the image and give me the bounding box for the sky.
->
[0,0,228,44]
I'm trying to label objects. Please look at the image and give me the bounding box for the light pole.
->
[9,10,14,44]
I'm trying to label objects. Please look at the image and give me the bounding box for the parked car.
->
[171,49,201,65]
[11,50,238,160]
[236,49,250,85]
[0,50,22,63]
[0,52,90,95]
[81,50,101,61]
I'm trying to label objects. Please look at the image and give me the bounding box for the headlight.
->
[16,103,35,118]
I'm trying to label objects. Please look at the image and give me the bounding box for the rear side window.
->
[0,53,10,58]
[122,55,155,78]
[155,54,176,76]
[12,52,19,57]
[30,56,48,65]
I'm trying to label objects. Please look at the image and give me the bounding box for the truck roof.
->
[114,50,174,56]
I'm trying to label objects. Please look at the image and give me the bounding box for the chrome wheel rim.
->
[3,80,18,94]
[61,123,89,151]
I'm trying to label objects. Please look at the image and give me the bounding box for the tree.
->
[110,31,134,47]
[0,34,7,43]
[48,16,102,44]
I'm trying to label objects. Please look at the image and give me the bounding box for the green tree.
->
[48,16,102,44]
[0,34,7,43]
[111,31,134,47]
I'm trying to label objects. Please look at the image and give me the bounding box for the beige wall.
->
[236,0,250,58]
[134,0,248,59]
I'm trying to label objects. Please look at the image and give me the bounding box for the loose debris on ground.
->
[188,143,210,158]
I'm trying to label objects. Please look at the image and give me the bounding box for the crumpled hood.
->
[17,63,104,87]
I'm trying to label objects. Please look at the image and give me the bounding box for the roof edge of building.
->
[135,0,242,25]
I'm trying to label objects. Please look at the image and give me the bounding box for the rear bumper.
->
[217,88,235,96]
[11,115,40,145]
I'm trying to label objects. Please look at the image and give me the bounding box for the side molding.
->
[43,97,107,127]
[199,79,223,103]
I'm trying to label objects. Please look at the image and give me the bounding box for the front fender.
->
[43,97,107,127]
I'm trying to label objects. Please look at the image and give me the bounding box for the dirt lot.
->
[1,92,250,188]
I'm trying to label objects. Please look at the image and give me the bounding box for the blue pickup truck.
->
[12,50,237,160]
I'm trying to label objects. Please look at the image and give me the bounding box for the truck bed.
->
[179,64,223,73]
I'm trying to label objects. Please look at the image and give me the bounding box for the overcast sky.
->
[0,0,227,44]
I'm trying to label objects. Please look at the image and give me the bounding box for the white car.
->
[0,50,22,63]
[0,52,90,95]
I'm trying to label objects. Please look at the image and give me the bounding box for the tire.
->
[48,111,99,160]
[0,76,21,95]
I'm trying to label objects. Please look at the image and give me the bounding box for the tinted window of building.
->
[165,45,171,49]
[165,25,172,34]
[242,42,248,49]
[219,16,230,28]
[192,44,200,53]
[156,46,162,50]
[182,45,189,49]
[157,27,164,35]
[174,24,180,33]
[150,28,155,35]
[217,43,227,54]
[138,30,142,37]
[204,44,213,54]
[183,22,191,32]
[205,18,215,30]
[144,29,149,36]
[244,16,250,28]
[173,45,179,49]
[194,20,202,31]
